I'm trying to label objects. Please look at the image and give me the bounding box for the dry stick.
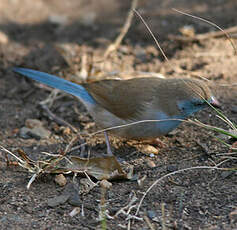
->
[39,103,78,133]
[161,203,166,230]
[90,118,187,137]
[172,8,237,55]
[133,9,210,82]
[133,9,171,69]
[104,0,138,58]
[40,88,60,108]
[135,166,224,216]
[144,215,155,230]
[169,25,237,42]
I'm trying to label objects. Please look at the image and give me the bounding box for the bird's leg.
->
[104,131,113,156]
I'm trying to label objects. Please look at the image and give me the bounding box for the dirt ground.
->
[0,0,237,229]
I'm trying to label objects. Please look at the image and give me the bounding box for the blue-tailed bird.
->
[13,67,220,155]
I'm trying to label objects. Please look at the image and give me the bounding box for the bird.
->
[13,67,220,155]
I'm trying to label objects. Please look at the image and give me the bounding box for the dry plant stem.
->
[39,103,78,133]
[169,26,237,44]
[144,215,155,230]
[78,51,89,81]
[133,9,171,67]
[133,9,210,83]
[64,135,81,154]
[161,203,166,230]
[104,0,138,58]
[135,166,224,216]
[0,145,25,165]
[91,118,186,137]
[172,8,237,54]
[114,193,138,217]
[39,89,60,108]
[27,174,37,189]
[100,186,107,229]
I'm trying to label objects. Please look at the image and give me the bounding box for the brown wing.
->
[83,77,164,120]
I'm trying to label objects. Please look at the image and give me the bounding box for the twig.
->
[39,89,61,108]
[161,203,166,230]
[78,51,89,81]
[133,9,171,69]
[64,135,81,154]
[104,0,138,58]
[114,193,138,217]
[0,145,25,164]
[171,8,237,54]
[168,26,237,43]
[144,215,155,230]
[27,174,37,189]
[90,118,187,137]
[39,103,78,133]
[135,166,224,216]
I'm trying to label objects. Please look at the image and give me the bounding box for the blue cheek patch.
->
[177,99,207,117]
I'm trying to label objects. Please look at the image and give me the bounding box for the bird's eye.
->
[181,106,185,111]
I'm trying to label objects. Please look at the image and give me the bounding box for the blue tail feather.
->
[13,67,95,105]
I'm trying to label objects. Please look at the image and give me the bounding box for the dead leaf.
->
[70,155,131,180]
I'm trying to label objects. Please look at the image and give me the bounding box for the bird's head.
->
[160,78,220,118]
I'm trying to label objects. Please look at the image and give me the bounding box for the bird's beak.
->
[210,96,221,108]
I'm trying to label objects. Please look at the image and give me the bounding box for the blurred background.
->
[1,0,237,80]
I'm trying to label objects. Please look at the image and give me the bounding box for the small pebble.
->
[63,183,81,206]
[25,119,43,128]
[55,174,67,187]
[167,165,178,172]
[68,192,81,206]
[30,126,51,139]
[19,119,51,139]
[149,153,155,158]
[221,171,234,179]
[0,31,9,44]
[145,159,156,168]
[69,207,80,217]
[19,127,32,139]
[47,194,69,207]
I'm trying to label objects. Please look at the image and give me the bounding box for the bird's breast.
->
[90,105,184,139]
